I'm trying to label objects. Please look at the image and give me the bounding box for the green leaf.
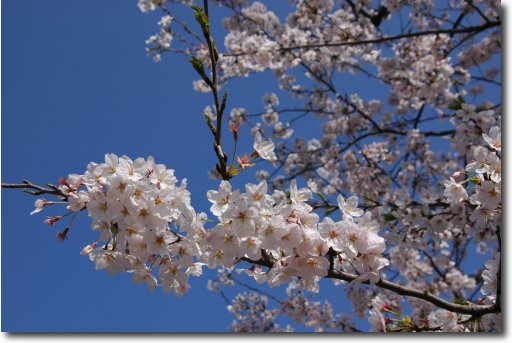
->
[448,96,465,110]
[220,90,228,114]
[190,56,205,74]
[453,298,472,306]
[468,176,482,185]
[191,5,209,31]
[397,316,415,332]
[227,165,239,178]
[189,57,212,86]
[325,207,338,216]
[204,114,216,135]
[362,194,375,203]
[316,192,328,204]
[284,191,291,201]
[110,223,119,237]
[383,213,396,222]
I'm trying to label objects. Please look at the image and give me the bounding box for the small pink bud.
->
[44,216,62,227]
[80,242,98,256]
[380,302,392,312]
[56,228,70,242]
[58,176,69,186]
[451,170,464,181]
[230,124,239,141]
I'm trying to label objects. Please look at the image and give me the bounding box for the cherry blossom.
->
[253,131,277,162]
[2,0,502,333]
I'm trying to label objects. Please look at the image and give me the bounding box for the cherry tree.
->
[2,0,501,332]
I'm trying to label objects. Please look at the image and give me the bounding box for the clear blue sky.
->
[1,0,501,333]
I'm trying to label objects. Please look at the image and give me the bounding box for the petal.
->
[337,194,346,208]
[347,196,359,209]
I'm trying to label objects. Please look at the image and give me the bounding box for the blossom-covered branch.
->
[2,0,502,332]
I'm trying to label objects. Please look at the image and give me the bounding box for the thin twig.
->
[2,180,67,198]
[224,21,500,57]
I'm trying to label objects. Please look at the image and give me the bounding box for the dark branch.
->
[240,256,500,317]
[2,180,67,198]
[224,21,500,57]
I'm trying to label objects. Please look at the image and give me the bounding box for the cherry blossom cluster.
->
[278,280,357,332]
[481,252,500,302]
[204,178,389,290]
[363,120,502,332]
[8,0,501,332]
[58,154,208,296]
[378,34,460,113]
[138,0,192,13]
[446,146,501,225]
[368,296,475,332]
[228,292,287,332]
[369,291,500,332]
[444,119,501,240]
[145,15,174,62]
[208,270,358,332]
[220,1,379,78]
[33,150,388,298]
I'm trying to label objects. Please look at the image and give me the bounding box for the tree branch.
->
[2,180,67,198]
[224,21,500,57]
[239,256,499,316]
[199,0,230,180]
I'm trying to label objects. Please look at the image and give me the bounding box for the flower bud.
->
[56,228,70,242]
[451,170,464,182]
[80,242,98,256]
[230,123,239,141]
[44,216,62,227]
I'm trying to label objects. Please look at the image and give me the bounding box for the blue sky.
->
[1,0,501,333]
